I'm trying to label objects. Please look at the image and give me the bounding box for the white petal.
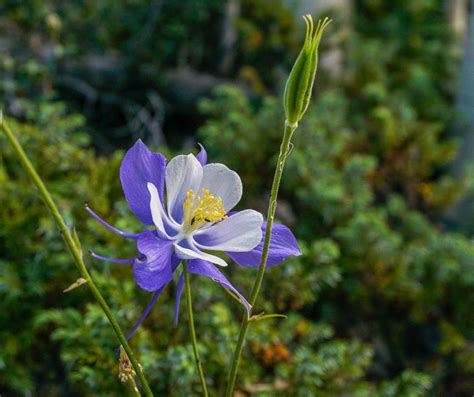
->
[166,154,203,223]
[174,240,229,267]
[193,210,263,252]
[148,183,179,239]
[199,163,242,213]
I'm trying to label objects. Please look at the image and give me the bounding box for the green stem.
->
[128,376,142,397]
[225,121,296,397]
[0,118,153,397]
[183,261,209,397]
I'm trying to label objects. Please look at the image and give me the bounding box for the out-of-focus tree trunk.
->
[447,0,474,231]
[447,0,469,37]
[219,0,241,76]
[296,0,352,15]
[454,0,474,173]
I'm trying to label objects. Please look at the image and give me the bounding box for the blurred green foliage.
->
[1,0,473,396]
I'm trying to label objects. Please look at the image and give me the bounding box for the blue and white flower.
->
[87,140,300,339]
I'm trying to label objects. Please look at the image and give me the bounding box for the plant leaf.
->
[63,277,88,293]
[249,312,287,322]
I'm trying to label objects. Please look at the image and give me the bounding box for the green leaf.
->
[63,277,88,293]
[249,312,287,322]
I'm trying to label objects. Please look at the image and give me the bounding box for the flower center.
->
[182,188,227,232]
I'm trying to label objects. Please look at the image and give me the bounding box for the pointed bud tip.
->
[283,15,331,124]
[302,14,313,25]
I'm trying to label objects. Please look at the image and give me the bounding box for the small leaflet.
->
[63,277,87,293]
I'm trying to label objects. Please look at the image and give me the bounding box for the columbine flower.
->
[86,140,300,338]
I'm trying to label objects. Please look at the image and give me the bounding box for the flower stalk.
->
[0,117,154,397]
[183,261,209,397]
[225,121,296,397]
[225,15,330,396]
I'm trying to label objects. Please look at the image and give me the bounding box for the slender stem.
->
[1,118,154,397]
[128,376,142,397]
[183,261,209,397]
[225,121,296,397]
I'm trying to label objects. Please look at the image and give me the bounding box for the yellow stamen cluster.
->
[183,188,227,231]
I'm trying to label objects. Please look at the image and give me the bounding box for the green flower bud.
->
[283,15,331,127]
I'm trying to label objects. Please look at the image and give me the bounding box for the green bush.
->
[1,0,473,395]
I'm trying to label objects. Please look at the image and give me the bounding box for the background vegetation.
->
[1,0,473,395]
